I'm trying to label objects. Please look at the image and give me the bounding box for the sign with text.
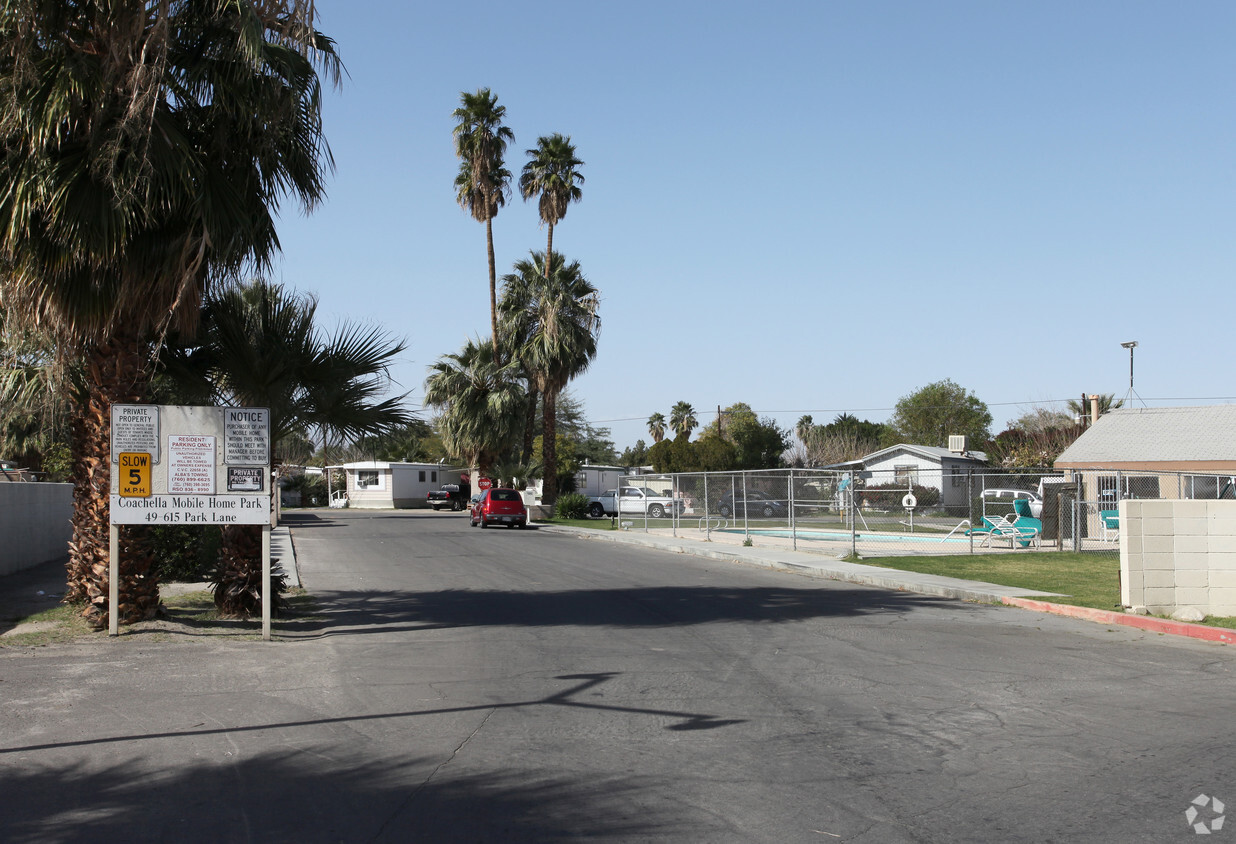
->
[109,405,270,527]
[225,408,270,465]
[168,435,216,494]
[111,405,160,464]
[118,452,152,497]
[110,494,271,525]
[227,466,265,492]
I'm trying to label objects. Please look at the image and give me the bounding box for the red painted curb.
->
[1002,597,1236,645]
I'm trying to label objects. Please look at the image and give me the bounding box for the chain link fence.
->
[610,467,1236,559]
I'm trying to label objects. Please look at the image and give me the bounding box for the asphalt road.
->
[3,509,1235,843]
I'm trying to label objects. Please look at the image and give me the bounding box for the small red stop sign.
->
[478,477,493,490]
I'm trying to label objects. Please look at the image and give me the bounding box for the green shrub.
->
[150,525,222,582]
[858,482,940,509]
[555,492,589,520]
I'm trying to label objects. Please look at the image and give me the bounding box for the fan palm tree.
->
[499,252,600,504]
[1068,393,1123,424]
[160,278,411,616]
[453,89,514,359]
[670,402,698,440]
[647,413,667,444]
[424,338,525,479]
[519,134,584,280]
[795,415,814,444]
[0,1,340,626]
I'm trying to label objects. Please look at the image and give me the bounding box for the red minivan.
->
[470,488,528,529]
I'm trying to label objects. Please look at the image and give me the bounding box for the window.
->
[419,470,426,482]
[357,470,379,488]
[893,465,918,485]
[951,466,966,488]
[431,471,437,484]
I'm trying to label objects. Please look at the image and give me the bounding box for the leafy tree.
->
[0,0,339,626]
[352,421,440,463]
[424,337,524,478]
[1010,406,1075,435]
[889,379,992,447]
[620,440,649,467]
[519,134,584,279]
[648,413,667,443]
[453,89,514,358]
[702,402,787,469]
[669,402,698,440]
[498,252,600,504]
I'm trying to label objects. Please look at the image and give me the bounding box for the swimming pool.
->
[716,527,975,546]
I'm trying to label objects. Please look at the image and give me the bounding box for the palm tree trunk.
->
[521,384,539,464]
[542,388,558,504]
[65,333,160,628]
[544,223,554,280]
[486,215,499,360]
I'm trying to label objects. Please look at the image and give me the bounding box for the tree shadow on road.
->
[0,749,678,843]
[281,583,957,639]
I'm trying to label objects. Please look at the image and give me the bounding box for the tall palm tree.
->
[519,134,584,280]
[161,278,410,617]
[670,402,698,440]
[647,413,667,444]
[499,252,600,504]
[0,1,340,626]
[453,89,514,359]
[424,338,525,479]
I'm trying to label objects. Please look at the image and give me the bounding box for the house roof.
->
[830,442,983,469]
[328,461,461,471]
[1055,405,1236,465]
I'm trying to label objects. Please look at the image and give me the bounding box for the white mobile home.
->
[331,461,463,509]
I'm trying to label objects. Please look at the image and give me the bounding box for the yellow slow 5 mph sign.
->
[119,452,152,498]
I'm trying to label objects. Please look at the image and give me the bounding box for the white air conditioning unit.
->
[948,435,967,454]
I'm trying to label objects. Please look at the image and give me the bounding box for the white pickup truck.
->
[587,486,685,519]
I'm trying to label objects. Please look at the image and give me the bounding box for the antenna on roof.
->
[1120,341,1145,407]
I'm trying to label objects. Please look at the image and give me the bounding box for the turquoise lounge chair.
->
[1099,510,1119,542]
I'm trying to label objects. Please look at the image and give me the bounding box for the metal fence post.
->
[968,470,974,555]
[703,473,710,540]
[849,482,857,559]
[789,468,796,551]
[740,473,747,541]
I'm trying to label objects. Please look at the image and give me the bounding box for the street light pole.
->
[1121,340,1138,404]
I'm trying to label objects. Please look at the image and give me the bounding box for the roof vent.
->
[948,435,967,454]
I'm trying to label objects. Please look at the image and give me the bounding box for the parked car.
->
[587,487,685,519]
[715,489,788,518]
[427,482,470,511]
[470,487,528,529]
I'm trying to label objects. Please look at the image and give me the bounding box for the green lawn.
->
[859,552,1121,610]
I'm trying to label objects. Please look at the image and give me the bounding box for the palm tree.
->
[1068,393,1124,424]
[519,134,585,280]
[453,89,515,359]
[424,338,525,479]
[795,415,814,444]
[0,1,340,626]
[160,279,411,616]
[499,252,600,504]
[670,402,698,440]
[648,413,667,444]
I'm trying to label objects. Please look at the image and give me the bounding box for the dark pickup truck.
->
[427,483,470,511]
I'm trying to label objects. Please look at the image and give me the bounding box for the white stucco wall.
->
[1120,499,1236,616]
[0,483,73,576]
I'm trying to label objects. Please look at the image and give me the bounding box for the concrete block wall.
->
[1120,499,1236,616]
[0,483,73,576]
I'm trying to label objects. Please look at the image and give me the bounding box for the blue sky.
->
[272,1,1235,451]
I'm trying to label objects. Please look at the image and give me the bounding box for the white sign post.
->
[109,405,273,639]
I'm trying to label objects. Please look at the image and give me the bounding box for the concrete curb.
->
[536,523,1234,646]
[1002,597,1236,645]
